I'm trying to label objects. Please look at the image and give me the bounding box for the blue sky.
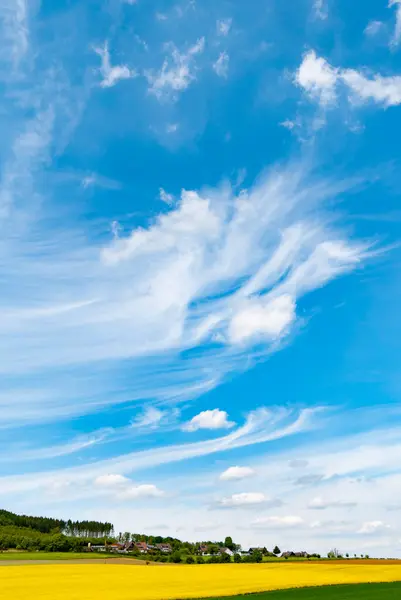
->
[1,0,401,556]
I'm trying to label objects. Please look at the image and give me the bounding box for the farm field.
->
[0,552,117,561]
[2,562,401,600]
[208,583,401,600]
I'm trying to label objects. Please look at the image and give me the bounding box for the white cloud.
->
[341,69,401,107]
[308,496,357,509]
[146,38,205,100]
[251,515,304,528]
[280,119,297,131]
[0,407,316,496]
[217,18,232,36]
[94,474,130,487]
[213,51,229,78]
[218,492,267,507]
[229,294,296,345]
[118,484,164,500]
[131,406,164,429]
[297,49,401,108]
[94,42,136,88]
[94,474,163,501]
[159,187,174,205]
[389,0,401,46]
[166,123,179,133]
[296,50,338,106]
[183,409,235,432]
[0,156,368,424]
[220,466,255,481]
[358,520,390,534]
[0,0,29,67]
[364,21,384,37]
[313,0,328,20]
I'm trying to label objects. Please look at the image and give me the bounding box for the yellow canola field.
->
[2,562,401,600]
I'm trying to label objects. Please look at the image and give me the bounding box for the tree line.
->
[0,509,113,538]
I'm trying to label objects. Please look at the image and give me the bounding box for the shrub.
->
[186,556,195,564]
[233,553,242,563]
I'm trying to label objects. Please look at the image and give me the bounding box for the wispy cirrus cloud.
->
[389,0,401,46]
[0,0,29,71]
[0,154,369,425]
[296,50,401,107]
[213,51,229,78]
[146,37,205,100]
[94,41,136,88]
[0,406,317,496]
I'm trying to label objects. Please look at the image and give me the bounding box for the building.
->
[220,548,234,556]
[156,543,172,553]
[135,541,149,553]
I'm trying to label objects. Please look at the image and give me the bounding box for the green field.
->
[206,583,401,600]
[0,552,116,561]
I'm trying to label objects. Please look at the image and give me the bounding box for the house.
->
[220,548,234,556]
[135,541,149,553]
[281,551,309,559]
[156,543,172,553]
[109,543,125,553]
[91,545,107,552]
[199,544,209,556]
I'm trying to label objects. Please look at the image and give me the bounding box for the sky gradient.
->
[1,0,401,557]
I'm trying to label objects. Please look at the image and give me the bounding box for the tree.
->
[250,550,263,563]
[345,553,349,558]
[273,546,281,556]
[196,556,205,564]
[170,552,182,563]
[186,556,195,564]
[224,536,234,551]
[220,551,231,563]
[328,548,340,559]
[233,553,242,563]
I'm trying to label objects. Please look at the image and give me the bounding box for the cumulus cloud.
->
[251,515,304,528]
[94,474,163,501]
[228,294,296,344]
[94,474,130,487]
[146,38,205,100]
[213,51,229,78]
[297,50,401,108]
[183,409,235,432]
[218,492,268,507]
[118,484,164,500]
[94,42,136,88]
[219,466,255,481]
[358,520,390,534]
[296,50,338,106]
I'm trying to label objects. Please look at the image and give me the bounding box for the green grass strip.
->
[199,582,401,600]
